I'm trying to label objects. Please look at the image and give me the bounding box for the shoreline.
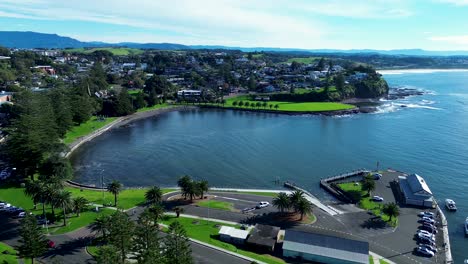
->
[66,105,195,158]
[199,104,360,116]
[378,68,468,74]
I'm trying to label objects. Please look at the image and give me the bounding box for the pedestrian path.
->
[370,251,396,264]
[165,212,240,225]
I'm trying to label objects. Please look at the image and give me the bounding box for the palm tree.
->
[382,202,400,222]
[262,102,267,109]
[24,180,43,211]
[178,175,192,200]
[289,190,304,211]
[174,207,184,218]
[198,180,209,199]
[148,204,164,222]
[145,186,163,206]
[274,104,279,110]
[92,215,111,240]
[269,104,273,109]
[55,190,72,226]
[361,178,376,196]
[72,197,88,216]
[295,198,313,220]
[255,102,261,109]
[244,101,250,108]
[107,180,122,207]
[272,192,290,214]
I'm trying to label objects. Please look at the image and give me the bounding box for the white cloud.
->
[429,35,468,45]
[437,0,468,5]
[0,0,414,48]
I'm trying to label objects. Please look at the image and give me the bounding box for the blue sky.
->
[1,0,468,50]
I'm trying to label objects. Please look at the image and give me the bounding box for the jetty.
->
[319,169,369,203]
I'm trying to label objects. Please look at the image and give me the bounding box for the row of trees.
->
[232,100,280,110]
[177,176,209,201]
[272,190,313,220]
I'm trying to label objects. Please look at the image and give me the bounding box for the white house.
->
[398,174,434,208]
[219,226,249,245]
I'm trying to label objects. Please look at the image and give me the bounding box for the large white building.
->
[398,173,434,208]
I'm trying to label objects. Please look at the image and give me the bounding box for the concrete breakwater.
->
[319,169,369,203]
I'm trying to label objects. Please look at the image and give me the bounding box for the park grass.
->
[337,182,398,226]
[136,103,172,113]
[286,57,319,64]
[369,255,374,264]
[379,260,390,264]
[161,216,285,264]
[0,242,18,264]
[128,89,143,95]
[66,187,176,210]
[49,206,114,235]
[224,96,354,112]
[196,200,234,211]
[63,116,118,145]
[66,47,144,56]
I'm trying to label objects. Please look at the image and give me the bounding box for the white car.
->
[421,217,435,224]
[256,201,270,209]
[418,232,435,241]
[416,246,435,257]
[373,173,383,180]
[418,211,434,218]
[419,244,438,253]
[417,230,435,236]
[372,196,384,202]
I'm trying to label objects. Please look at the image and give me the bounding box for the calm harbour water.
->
[71,70,468,261]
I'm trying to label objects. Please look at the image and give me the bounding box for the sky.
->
[0,0,468,50]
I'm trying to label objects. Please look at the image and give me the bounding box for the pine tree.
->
[107,211,135,264]
[96,245,120,264]
[164,221,193,264]
[17,214,48,264]
[48,88,73,137]
[115,88,134,116]
[133,209,164,264]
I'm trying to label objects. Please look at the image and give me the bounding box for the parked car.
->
[373,173,383,180]
[420,224,438,234]
[372,196,384,202]
[417,230,434,236]
[0,203,11,210]
[256,201,270,209]
[420,217,436,224]
[418,236,436,246]
[46,240,55,248]
[419,244,438,253]
[418,232,435,241]
[418,211,435,218]
[416,246,435,257]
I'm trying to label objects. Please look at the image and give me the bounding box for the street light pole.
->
[101,169,105,206]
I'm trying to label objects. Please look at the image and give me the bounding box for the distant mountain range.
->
[1,31,468,56]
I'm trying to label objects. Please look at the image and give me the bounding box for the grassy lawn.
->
[161,216,285,264]
[286,57,319,64]
[0,242,18,264]
[128,89,143,95]
[63,116,118,145]
[87,245,99,257]
[369,255,374,264]
[66,187,176,210]
[136,103,172,113]
[337,182,398,226]
[67,47,144,56]
[234,191,281,197]
[196,200,234,211]
[225,96,354,112]
[49,207,114,235]
[379,259,390,264]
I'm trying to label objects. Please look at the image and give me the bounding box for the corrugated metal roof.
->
[218,226,249,240]
[407,174,432,195]
[283,230,368,264]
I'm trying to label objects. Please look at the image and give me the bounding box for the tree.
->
[133,92,147,110]
[133,209,164,264]
[232,101,238,107]
[317,57,325,71]
[238,101,244,107]
[115,88,134,116]
[55,190,72,226]
[197,180,209,199]
[107,180,122,207]
[48,88,73,137]
[382,202,400,222]
[70,94,94,124]
[272,192,290,214]
[24,180,44,211]
[92,215,111,241]
[147,204,164,223]
[96,245,120,264]
[177,175,192,200]
[145,186,163,206]
[262,102,267,109]
[17,214,48,264]
[361,176,376,196]
[289,190,304,209]
[174,207,184,218]
[248,75,257,91]
[39,154,73,181]
[107,211,135,264]
[295,198,313,220]
[274,104,279,110]
[72,197,88,216]
[335,74,345,92]
[164,221,193,264]
[244,101,250,108]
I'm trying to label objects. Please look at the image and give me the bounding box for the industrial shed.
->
[282,230,369,264]
[218,226,249,245]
